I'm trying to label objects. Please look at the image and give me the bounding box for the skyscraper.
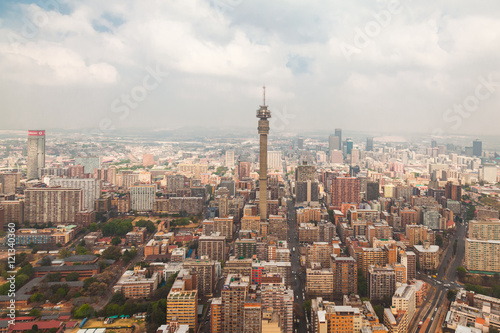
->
[328,135,340,152]
[473,139,482,157]
[366,137,374,151]
[345,138,354,156]
[225,150,235,168]
[334,128,342,150]
[27,130,45,179]
[257,86,271,222]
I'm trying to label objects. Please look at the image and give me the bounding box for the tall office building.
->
[27,130,46,179]
[473,139,482,157]
[334,128,342,150]
[257,86,271,222]
[366,137,374,151]
[329,135,340,152]
[345,138,354,156]
[225,150,235,168]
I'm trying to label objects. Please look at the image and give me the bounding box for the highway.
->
[409,218,467,332]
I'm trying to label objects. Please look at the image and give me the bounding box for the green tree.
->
[66,272,80,281]
[109,292,126,305]
[46,273,62,282]
[89,223,98,232]
[302,300,312,317]
[74,303,95,318]
[436,234,443,247]
[111,237,121,246]
[29,308,41,317]
[102,246,122,260]
[30,292,44,303]
[58,248,72,259]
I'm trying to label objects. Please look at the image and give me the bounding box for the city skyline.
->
[1,0,500,135]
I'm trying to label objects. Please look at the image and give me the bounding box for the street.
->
[409,219,467,332]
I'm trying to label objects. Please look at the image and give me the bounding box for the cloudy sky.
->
[0,0,499,136]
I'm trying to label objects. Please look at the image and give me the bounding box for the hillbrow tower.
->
[257,86,271,222]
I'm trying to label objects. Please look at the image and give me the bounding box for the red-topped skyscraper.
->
[257,86,271,222]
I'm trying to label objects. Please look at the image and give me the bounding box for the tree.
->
[40,257,52,266]
[89,223,98,232]
[110,292,126,305]
[373,305,384,322]
[30,292,44,303]
[436,234,443,247]
[102,246,122,260]
[447,289,457,301]
[74,303,95,318]
[457,266,467,281]
[46,273,62,282]
[58,248,72,259]
[29,308,41,317]
[302,300,312,317]
[66,272,80,281]
[111,237,121,246]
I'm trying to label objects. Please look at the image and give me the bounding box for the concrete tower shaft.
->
[257,87,270,222]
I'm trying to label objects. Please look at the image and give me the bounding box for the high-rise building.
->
[392,284,416,329]
[257,87,271,222]
[465,238,500,273]
[27,130,46,179]
[329,135,340,152]
[211,298,222,333]
[130,185,156,211]
[243,294,262,333]
[334,128,342,150]
[345,138,354,156]
[24,188,82,225]
[331,256,357,299]
[260,278,294,333]
[225,150,235,169]
[331,177,360,209]
[400,251,416,281]
[297,137,304,149]
[166,290,198,331]
[473,139,482,157]
[50,178,101,211]
[368,265,396,301]
[184,259,216,296]
[445,182,462,201]
[0,173,19,194]
[199,234,226,261]
[221,274,249,332]
[237,161,251,180]
[366,137,374,151]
